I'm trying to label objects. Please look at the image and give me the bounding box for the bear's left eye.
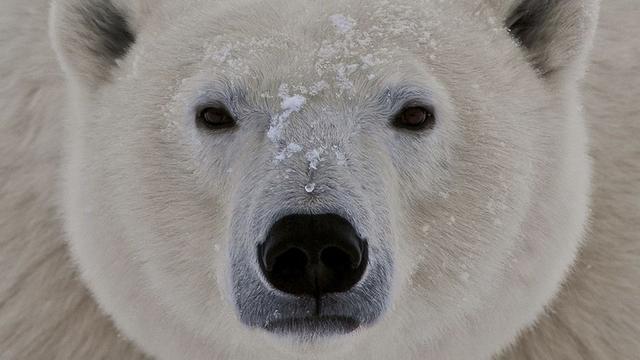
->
[197,107,236,130]
[393,106,436,130]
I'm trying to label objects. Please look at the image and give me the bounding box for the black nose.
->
[258,214,368,297]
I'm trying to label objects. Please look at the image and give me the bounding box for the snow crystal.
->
[274,152,286,162]
[334,150,347,166]
[275,143,304,161]
[360,54,381,68]
[280,93,306,113]
[210,44,233,63]
[305,148,325,170]
[305,183,316,193]
[287,143,302,153]
[267,125,282,143]
[267,84,307,143]
[336,63,359,91]
[329,14,355,33]
[308,80,329,96]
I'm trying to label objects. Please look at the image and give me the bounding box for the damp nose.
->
[258,214,368,297]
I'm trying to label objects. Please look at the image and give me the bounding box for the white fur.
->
[0,0,638,359]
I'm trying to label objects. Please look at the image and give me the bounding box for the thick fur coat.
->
[0,0,638,359]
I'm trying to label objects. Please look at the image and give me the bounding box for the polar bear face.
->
[51,0,597,358]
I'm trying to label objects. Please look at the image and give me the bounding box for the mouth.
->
[265,315,360,336]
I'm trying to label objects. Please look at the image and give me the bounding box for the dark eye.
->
[197,107,236,130]
[393,106,435,130]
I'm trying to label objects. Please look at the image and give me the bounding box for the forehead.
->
[169,0,500,90]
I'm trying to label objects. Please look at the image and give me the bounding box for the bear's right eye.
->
[197,107,236,130]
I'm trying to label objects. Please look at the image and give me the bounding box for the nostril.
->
[272,247,308,273]
[317,242,367,294]
[259,245,312,295]
[320,246,358,270]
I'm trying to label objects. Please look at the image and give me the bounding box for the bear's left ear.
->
[503,0,600,79]
[50,0,142,88]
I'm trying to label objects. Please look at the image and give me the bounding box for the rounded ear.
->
[50,0,140,87]
[503,0,600,80]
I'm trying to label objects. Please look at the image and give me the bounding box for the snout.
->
[230,209,392,338]
[258,214,368,298]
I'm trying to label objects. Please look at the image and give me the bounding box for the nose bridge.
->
[286,142,350,198]
[273,105,356,191]
[255,99,377,240]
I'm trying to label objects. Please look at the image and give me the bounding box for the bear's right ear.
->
[50,0,138,87]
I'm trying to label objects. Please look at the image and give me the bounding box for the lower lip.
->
[264,316,360,336]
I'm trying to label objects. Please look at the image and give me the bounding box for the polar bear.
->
[0,0,638,359]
